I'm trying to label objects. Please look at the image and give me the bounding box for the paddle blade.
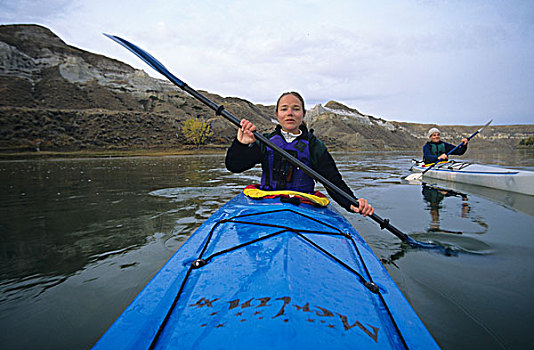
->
[404,173,423,181]
[477,119,493,134]
[104,33,185,87]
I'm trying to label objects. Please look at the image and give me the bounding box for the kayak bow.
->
[94,192,439,349]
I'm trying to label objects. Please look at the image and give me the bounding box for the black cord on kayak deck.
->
[192,209,378,291]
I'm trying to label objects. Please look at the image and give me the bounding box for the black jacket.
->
[225,125,357,212]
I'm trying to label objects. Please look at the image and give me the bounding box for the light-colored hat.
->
[428,127,440,138]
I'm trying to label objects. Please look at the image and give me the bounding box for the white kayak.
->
[409,160,534,196]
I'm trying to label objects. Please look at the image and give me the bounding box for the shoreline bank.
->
[0,146,228,160]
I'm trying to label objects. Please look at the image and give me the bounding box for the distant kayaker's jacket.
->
[225,124,357,212]
[423,141,468,164]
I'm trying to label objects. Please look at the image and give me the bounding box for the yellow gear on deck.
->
[243,187,330,207]
[423,161,450,167]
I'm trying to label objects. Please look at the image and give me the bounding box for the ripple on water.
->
[149,186,238,199]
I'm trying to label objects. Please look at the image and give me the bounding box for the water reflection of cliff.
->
[0,156,233,299]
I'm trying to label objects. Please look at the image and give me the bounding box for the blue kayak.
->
[94,192,439,349]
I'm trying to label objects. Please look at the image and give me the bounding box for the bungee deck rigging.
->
[94,194,439,349]
[422,160,518,174]
[191,208,381,291]
[148,207,401,349]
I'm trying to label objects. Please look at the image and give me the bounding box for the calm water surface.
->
[1,150,533,349]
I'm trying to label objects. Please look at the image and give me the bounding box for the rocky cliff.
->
[1,24,532,154]
[0,24,275,152]
[307,101,533,151]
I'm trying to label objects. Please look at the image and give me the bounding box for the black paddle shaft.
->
[104,34,411,243]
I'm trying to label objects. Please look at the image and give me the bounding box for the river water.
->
[1,150,533,349]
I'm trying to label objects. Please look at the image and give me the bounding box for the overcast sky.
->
[1,0,533,125]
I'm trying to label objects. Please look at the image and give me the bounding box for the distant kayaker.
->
[225,91,374,217]
[423,127,468,164]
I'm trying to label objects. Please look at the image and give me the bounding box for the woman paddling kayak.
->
[225,91,374,217]
[423,127,469,164]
